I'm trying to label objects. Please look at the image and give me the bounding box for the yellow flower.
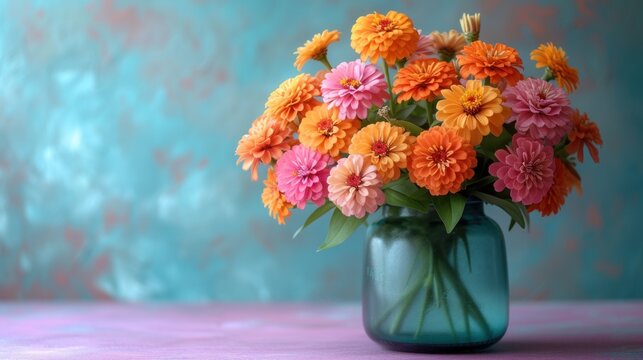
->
[351,11,419,66]
[261,167,293,224]
[531,43,579,93]
[298,104,360,159]
[294,30,340,71]
[436,80,510,145]
[265,74,321,124]
[348,122,415,183]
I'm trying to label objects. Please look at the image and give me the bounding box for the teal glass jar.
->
[362,200,508,352]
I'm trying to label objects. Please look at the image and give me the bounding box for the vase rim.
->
[381,197,484,218]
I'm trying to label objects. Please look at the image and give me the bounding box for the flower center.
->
[486,48,506,58]
[432,149,448,164]
[346,173,362,188]
[317,118,335,136]
[312,48,328,61]
[378,18,394,32]
[537,90,548,100]
[295,166,313,178]
[371,140,389,156]
[429,146,453,173]
[519,160,543,181]
[438,48,456,62]
[460,89,484,115]
[340,77,362,89]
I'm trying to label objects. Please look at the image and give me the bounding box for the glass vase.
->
[362,200,508,352]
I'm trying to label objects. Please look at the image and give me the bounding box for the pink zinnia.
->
[408,30,435,62]
[489,135,555,205]
[327,155,385,218]
[504,78,573,144]
[276,144,331,209]
[321,60,389,120]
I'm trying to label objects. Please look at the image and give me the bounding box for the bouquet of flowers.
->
[236,10,602,250]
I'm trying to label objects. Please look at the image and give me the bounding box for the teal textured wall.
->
[0,0,641,301]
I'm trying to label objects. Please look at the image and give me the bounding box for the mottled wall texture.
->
[0,0,641,301]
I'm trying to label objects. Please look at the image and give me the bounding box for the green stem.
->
[437,255,492,337]
[425,100,434,127]
[390,249,433,334]
[414,246,435,338]
[414,275,434,338]
[390,288,417,334]
[375,280,422,329]
[318,56,332,71]
[377,250,430,331]
[435,266,458,341]
[404,250,421,287]
[382,60,396,115]
[541,67,555,82]
[462,295,472,341]
[461,232,472,273]
[463,32,478,44]
[378,239,491,340]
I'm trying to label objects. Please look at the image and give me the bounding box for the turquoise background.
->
[0,0,641,301]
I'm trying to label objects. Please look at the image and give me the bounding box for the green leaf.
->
[476,147,498,161]
[317,209,367,251]
[471,191,526,229]
[382,176,431,213]
[363,106,384,127]
[393,103,417,120]
[478,126,512,160]
[432,193,466,233]
[462,176,495,190]
[406,103,430,126]
[292,201,335,239]
[517,203,530,230]
[389,119,424,136]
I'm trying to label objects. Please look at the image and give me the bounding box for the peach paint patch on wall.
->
[594,260,622,279]
[574,0,598,28]
[586,204,604,230]
[88,0,170,49]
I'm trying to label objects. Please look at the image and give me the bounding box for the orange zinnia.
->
[348,122,415,183]
[436,80,511,146]
[393,58,458,103]
[531,43,579,93]
[566,109,602,163]
[528,159,581,216]
[236,115,295,181]
[261,167,293,224]
[457,41,524,86]
[294,30,340,71]
[265,73,321,124]
[408,127,477,196]
[298,104,360,158]
[351,11,420,66]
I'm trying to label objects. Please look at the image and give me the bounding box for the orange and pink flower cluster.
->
[236,10,602,226]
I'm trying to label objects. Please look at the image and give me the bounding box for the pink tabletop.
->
[0,302,642,359]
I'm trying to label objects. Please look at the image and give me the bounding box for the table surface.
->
[0,302,642,359]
